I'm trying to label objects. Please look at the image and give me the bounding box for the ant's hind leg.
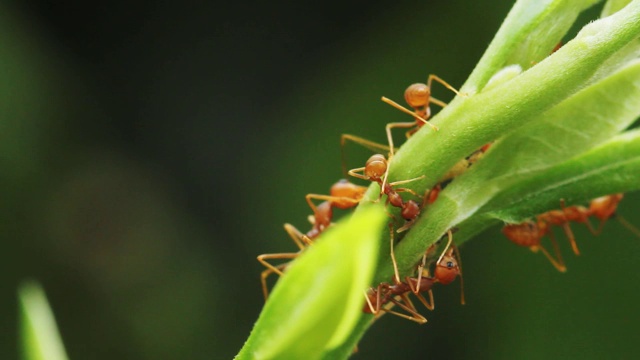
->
[385,296,428,324]
[413,288,435,311]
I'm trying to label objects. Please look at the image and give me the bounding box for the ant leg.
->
[396,219,416,233]
[452,244,466,305]
[428,96,448,108]
[341,134,391,177]
[284,223,310,250]
[593,219,607,236]
[413,287,435,311]
[562,223,580,255]
[385,296,428,324]
[381,97,436,136]
[410,251,429,294]
[533,230,566,272]
[582,218,598,235]
[559,199,580,255]
[427,74,465,97]
[389,223,402,284]
[535,245,567,272]
[616,215,640,237]
[347,166,369,181]
[385,122,434,157]
[259,263,289,300]
[257,253,299,277]
[435,230,454,267]
[340,134,391,152]
[393,187,420,199]
[363,286,383,316]
[257,254,299,300]
[388,175,426,188]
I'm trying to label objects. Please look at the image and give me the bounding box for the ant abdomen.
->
[400,200,420,221]
[329,179,367,209]
[502,221,544,248]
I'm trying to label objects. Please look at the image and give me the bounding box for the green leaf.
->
[450,128,640,244]
[462,0,602,94]
[18,281,69,360]
[366,3,640,280]
[602,0,633,16]
[325,2,640,355]
[248,2,640,358]
[446,59,640,220]
[391,54,640,279]
[383,0,640,199]
[236,204,386,360]
[487,128,640,221]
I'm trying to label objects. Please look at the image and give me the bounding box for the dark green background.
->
[1,1,638,359]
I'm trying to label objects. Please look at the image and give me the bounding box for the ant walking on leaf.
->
[502,193,640,272]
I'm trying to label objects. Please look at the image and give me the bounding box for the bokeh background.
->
[2,1,639,359]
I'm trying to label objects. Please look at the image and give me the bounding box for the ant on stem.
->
[363,227,464,323]
[347,153,429,232]
[341,75,462,193]
[381,75,465,157]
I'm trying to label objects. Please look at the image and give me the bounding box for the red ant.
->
[381,75,464,156]
[347,153,429,232]
[502,219,566,272]
[257,179,367,299]
[502,193,639,272]
[363,228,464,323]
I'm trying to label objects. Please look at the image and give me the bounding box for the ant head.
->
[502,221,543,247]
[404,83,430,108]
[435,253,459,285]
[365,154,388,181]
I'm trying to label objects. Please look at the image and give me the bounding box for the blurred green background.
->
[1,1,639,359]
